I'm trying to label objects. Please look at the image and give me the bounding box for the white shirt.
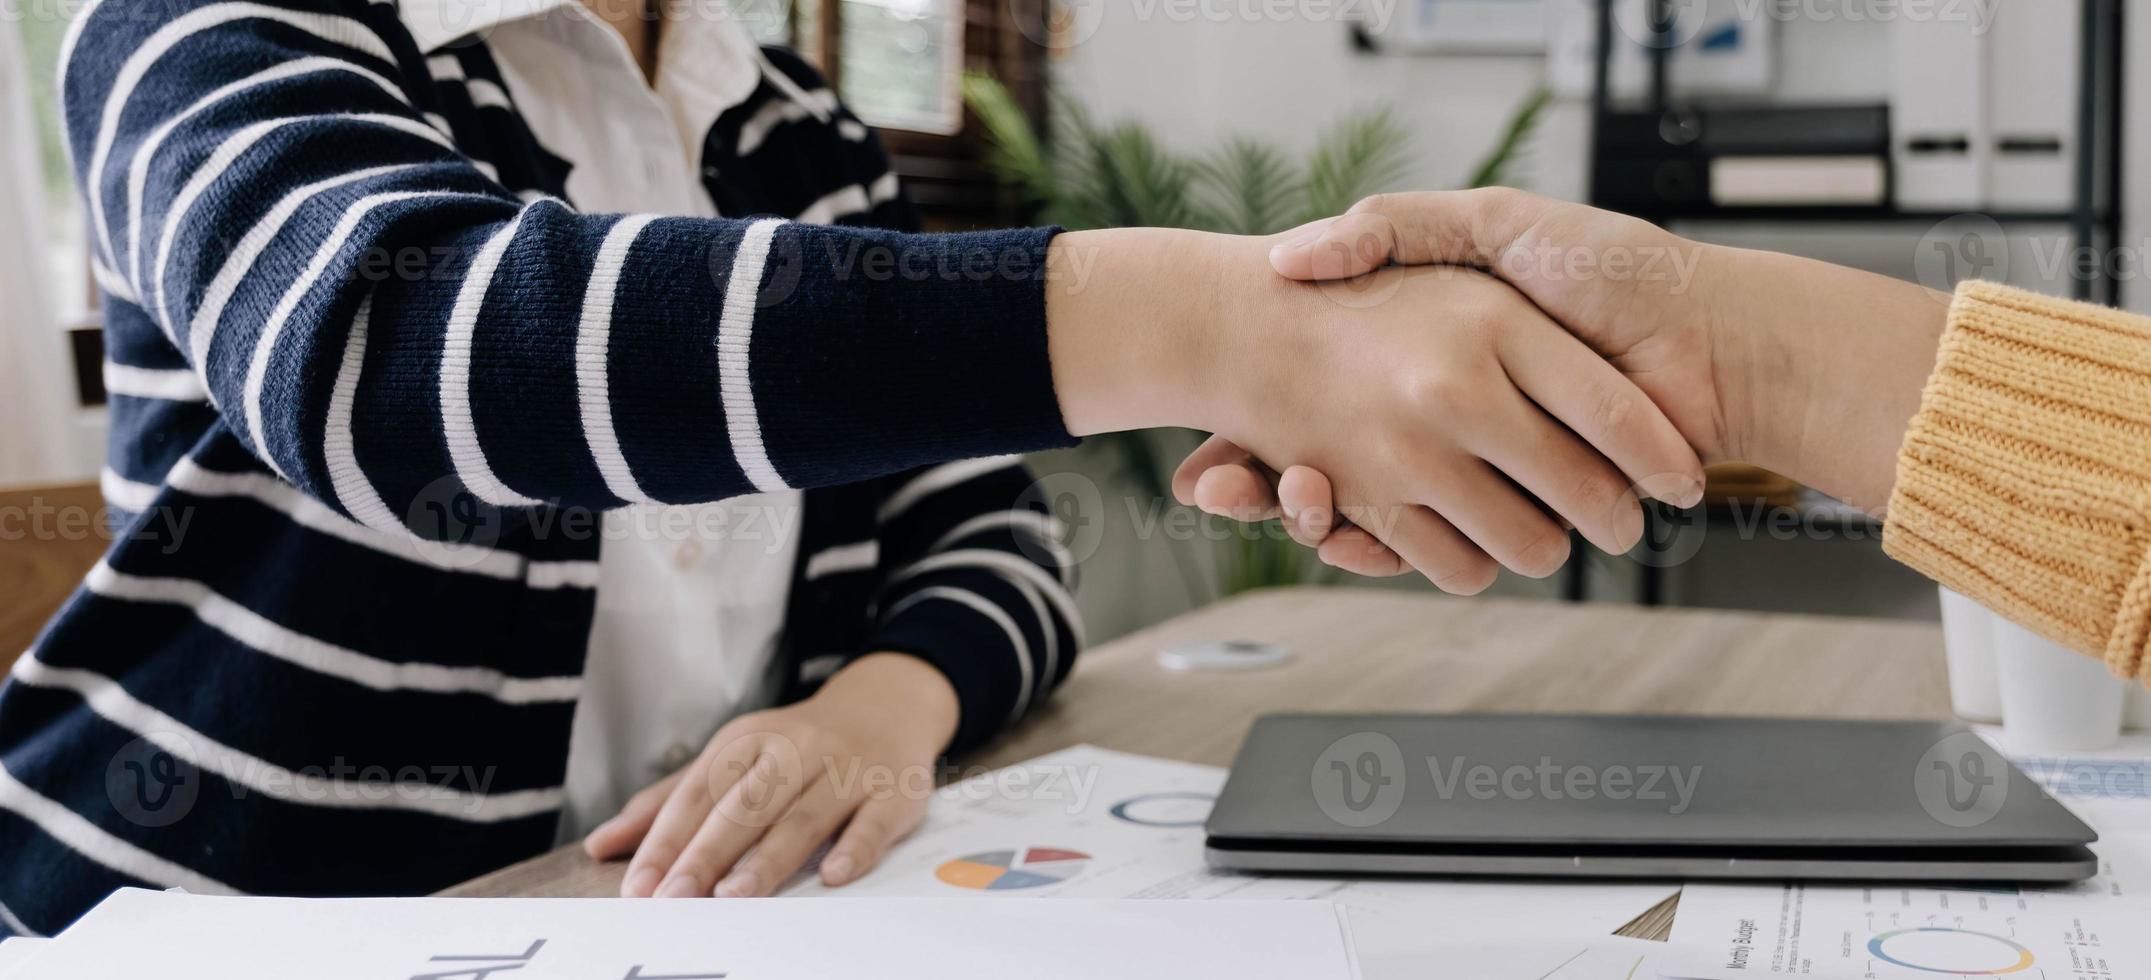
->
[396,0,808,841]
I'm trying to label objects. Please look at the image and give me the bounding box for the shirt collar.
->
[396,0,585,53]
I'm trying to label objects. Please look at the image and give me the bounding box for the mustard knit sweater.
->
[1886,281,2151,681]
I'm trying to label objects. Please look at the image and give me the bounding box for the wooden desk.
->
[0,483,107,673]
[443,587,1951,939]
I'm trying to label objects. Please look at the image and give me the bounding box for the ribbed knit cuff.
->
[1884,281,2151,680]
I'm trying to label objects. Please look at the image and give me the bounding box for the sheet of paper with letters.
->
[785,746,1680,977]
[1663,728,2151,980]
[1664,852,2148,980]
[26,888,1360,980]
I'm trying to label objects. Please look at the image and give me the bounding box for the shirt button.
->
[702,164,721,180]
[658,741,698,773]
[674,540,703,569]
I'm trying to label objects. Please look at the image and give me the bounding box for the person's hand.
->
[1050,229,1705,593]
[586,652,956,898]
[1176,189,1948,557]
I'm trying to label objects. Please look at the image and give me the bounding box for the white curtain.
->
[0,16,88,486]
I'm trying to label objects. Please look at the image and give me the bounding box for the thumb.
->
[1268,212,1398,281]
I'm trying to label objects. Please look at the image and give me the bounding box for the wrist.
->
[1046,228,1274,436]
[1706,246,1948,511]
[818,652,960,753]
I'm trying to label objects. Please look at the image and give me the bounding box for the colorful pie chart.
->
[935,847,1091,891]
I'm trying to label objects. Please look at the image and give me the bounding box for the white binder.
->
[1890,12,1987,210]
[1983,0,2082,211]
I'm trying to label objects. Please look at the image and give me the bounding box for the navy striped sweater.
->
[2,0,1083,935]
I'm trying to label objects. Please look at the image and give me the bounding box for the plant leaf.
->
[1466,88,1553,189]
[1300,108,1411,222]
[1194,135,1303,236]
[960,73,1055,210]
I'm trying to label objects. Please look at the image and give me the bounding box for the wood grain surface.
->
[443,587,1952,942]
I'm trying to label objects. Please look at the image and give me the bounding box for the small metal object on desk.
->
[1156,639,1292,672]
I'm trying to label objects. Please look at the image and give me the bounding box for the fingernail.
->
[656,874,703,899]
[821,851,857,885]
[622,867,662,898]
[1681,477,1706,508]
[714,871,757,898]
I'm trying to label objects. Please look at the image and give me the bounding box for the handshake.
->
[1048,188,1948,590]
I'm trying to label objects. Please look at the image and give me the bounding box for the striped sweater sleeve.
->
[867,456,1082,751]
[59,0,1073,532]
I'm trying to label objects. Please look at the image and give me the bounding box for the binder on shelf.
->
[1591,105,1889,214]
[1984,0,2081,211]
[1890,11,1987,210]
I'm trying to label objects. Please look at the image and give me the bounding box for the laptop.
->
[1205,714,2098,882]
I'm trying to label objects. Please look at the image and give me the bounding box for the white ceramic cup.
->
[1937,587,2003,723]
[1993,617,2125,752]
[2126,682,2151,732]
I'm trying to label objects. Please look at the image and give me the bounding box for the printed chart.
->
[1107,792,1215,828]
[1866,928,2035,975]
[936,848,1092,891]
[1668,878,2139,980]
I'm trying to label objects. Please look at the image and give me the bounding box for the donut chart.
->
[935,847,1091,891]
[1868,928,2035,975]
[1108,792,1216,828]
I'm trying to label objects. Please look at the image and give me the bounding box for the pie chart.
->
[935,847,1091,891]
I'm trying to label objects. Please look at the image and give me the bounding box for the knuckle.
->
[1402,371,1477,419]
[1513,531,1572,579]
[1569,470,1627,522]
[1349,191,1398,216]
[1590,385,1640,440]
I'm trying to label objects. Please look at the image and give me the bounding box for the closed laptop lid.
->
[1206,715,2097,850]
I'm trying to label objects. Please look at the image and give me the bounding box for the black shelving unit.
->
[1566,0,2127,604]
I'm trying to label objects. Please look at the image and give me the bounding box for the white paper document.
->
[1664,854,2149,980]
[23,888,1360,980]
[785,746,1680,976]
[0,938,48,979]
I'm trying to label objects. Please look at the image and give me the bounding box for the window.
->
[835,0,963,135]
[778,0,1051,227]
[17,7,92,328]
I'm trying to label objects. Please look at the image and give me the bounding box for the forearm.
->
[1707,246,1948,513]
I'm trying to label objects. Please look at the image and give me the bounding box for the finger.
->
[584,769,685,860]
[1275,466,1335,547]
[822,795,928,888]
[1192,462,1281,523]
[621,732,765,897]
[1268,210,1399,281]
[1350,502,1499,594]
[1496,313,1705,508]
[1271,188,1541,280]
[658,749,811,898]
[1416,457,1574,580]
[1316,525,1411,577]
[1465,386,1646,556]
[1172,435,1257,506]
[713,777,856,898]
